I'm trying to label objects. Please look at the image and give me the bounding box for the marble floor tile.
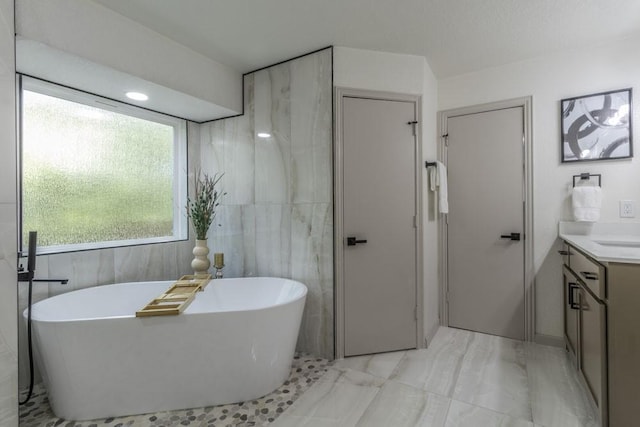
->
[355,380,450,427]
[452,332,532,421]
[321,366,387,388]
[271,414,341,427]
[445,400,534,427]
[525,342,599,427]
[273,368,381,427]
[332,350,406,380]
[279,328,595,427]
[389,327,472,396]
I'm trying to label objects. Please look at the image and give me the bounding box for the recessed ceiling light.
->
[126,91,148,101]
[257,132,271,138]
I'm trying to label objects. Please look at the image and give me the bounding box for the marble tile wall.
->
[200,48,334,359]
[0,0,18,423]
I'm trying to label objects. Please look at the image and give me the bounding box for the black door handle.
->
[347,237,368,246]
[500,233,521,241]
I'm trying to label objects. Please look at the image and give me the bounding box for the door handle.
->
[500,233,521,241]
[347,237,368,246]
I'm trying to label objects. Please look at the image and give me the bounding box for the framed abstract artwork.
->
[561,88,633,162]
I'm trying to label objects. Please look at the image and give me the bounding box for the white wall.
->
[422,61,440,343]
[439,33,640,339]
[334,46,440,344]
[334,47,426,95]
[16,0,242,117]
[0,0,18,422]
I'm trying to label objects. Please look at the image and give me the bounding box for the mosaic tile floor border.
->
[19,354,329,427]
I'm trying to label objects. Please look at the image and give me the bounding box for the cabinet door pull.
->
[581,271,599,280]
[568,283,580,310]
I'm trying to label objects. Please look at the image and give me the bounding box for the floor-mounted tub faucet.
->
[17,231,68,285]
[17,231,68,406]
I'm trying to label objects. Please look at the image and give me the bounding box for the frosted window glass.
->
[22,89,177,249]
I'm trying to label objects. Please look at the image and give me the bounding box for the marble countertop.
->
[559,222,640,264]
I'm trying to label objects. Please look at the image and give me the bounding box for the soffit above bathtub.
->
[92,0,640,78]
[16,38,239,122]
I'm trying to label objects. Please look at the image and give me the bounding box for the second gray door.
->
[446,106,525,341]
[342,96,418,356]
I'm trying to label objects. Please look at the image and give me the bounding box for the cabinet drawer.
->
[570,247,606,300]
[559,242,570,266]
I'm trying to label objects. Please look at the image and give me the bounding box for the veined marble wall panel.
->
[0,207,18,425]
[208,205,256,278]
[114,242,193,284]
[291,204,334,357]
[222,75,255,206]
[291,49,333,204]
[255,67,291,204]
[0,0,18,421]
[201,48,334,359]
[199,121,222,180]
[47,249,115,295]
[255,204,292,277]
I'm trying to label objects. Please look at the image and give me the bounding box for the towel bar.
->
[572,173,601,187]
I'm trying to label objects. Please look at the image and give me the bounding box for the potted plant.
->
[186,171,224,276]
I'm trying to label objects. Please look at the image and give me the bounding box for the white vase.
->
[191,239,210,277]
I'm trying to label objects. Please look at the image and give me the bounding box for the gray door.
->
[447,107,525,340]
[342,96,417,356]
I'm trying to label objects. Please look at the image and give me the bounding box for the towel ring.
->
[572,173,601,187]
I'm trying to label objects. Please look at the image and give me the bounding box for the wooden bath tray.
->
[136,274,212,317]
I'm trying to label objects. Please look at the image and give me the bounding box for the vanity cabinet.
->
[561,244,607,426]
[562,242,640,427]
[579,284,607,413]
[562,265,579,364]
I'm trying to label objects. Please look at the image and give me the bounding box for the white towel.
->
[572,186,602,222]
[436,161,449,214]
[429,164,438,191]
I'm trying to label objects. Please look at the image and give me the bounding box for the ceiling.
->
[93,0,640,79]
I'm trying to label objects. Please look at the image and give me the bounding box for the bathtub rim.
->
[25,276,308,323]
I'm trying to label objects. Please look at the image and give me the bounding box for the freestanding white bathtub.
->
[27,277,307,420]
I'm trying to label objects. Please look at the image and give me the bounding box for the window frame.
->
[18,75,189,255]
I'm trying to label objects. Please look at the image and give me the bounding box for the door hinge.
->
[414,306,418,320]
[413,215,417,228]
[407,120,418,136]
[442,133,449,146]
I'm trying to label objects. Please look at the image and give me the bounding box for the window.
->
[20,76,188,254]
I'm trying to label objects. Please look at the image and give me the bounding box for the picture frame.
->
[561,88,633,163]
